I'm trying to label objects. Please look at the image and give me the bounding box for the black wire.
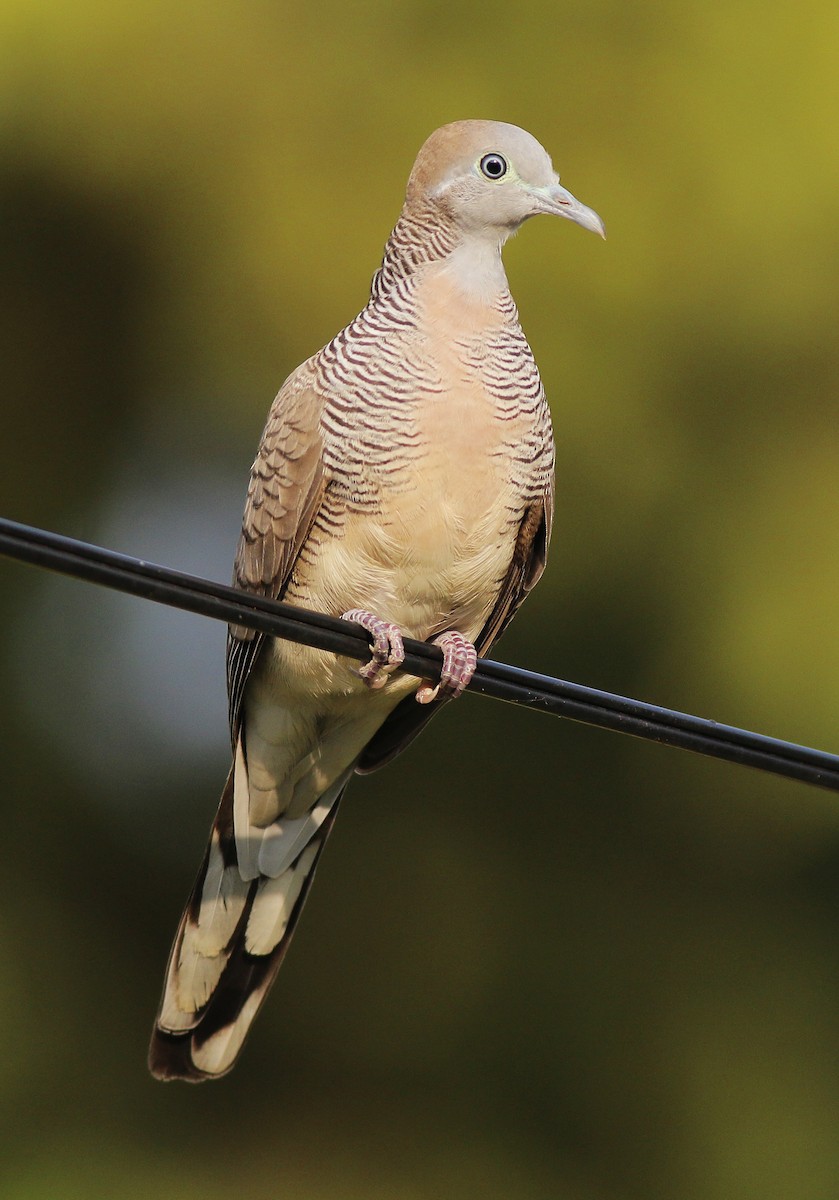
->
[2,515,838,792]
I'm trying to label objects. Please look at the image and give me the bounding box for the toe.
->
[341,609,406,688]
[414,631,477,703]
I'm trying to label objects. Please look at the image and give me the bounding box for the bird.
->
[148,119,604,1081]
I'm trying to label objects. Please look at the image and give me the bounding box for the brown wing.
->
[227,377,327,740]
[356,482,554,774]
[472,485,553,656]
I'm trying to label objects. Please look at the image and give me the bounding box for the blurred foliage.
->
[2,2,839,1198]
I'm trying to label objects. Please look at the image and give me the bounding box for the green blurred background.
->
[2,2,839,1197]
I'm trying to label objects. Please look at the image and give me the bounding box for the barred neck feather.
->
[371,199,515,310]
[370,199,461,300]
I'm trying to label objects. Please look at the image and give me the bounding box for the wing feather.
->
[226,374,327,739]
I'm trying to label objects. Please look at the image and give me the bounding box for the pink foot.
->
[342,609,405,689]
[416,631,477,705]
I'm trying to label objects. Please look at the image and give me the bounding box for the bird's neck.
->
[436,237,509,305]
[371,201,510,307]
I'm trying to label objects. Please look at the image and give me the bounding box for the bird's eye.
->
[479,153,508,180]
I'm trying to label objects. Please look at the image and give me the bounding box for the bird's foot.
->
[342,609,405,689]
[416,631,477,705]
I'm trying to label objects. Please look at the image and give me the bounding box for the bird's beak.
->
[535,182,606,239]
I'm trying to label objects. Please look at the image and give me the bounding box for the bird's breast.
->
[284,273,552,660]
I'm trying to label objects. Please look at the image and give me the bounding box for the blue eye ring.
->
[479,153,508,180]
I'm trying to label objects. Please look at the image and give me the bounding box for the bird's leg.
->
[415,631,477,705]
[341,609,405,689]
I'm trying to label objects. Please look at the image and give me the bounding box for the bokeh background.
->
[2,3,839,1198]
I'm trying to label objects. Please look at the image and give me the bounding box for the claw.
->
[416,631,477,704]
[341,609,405,689]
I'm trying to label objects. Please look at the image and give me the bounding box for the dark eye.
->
[479,153,508,180]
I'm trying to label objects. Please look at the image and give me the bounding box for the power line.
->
[1,515,837,793]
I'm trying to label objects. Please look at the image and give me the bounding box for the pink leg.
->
[341,609,405,689]
[416,631,477,705]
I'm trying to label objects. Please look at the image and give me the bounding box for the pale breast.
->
[276,264,552,682]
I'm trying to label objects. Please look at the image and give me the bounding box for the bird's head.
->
[405,119,605,242]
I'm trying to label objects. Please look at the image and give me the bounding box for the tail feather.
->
[149,771,344,1082]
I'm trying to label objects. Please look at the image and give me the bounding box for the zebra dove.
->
[149,119,604,1081]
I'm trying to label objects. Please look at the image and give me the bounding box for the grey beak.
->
[541,182,606,239]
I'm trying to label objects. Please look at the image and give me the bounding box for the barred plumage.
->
[150,119,603,1082]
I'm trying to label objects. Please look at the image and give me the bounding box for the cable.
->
[1,515,838,792]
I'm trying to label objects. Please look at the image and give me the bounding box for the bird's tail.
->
[149,767,344,1082]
